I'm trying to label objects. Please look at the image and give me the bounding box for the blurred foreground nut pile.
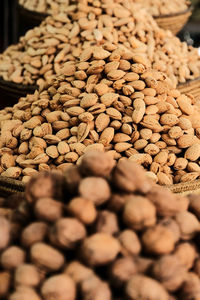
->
[0,0,199,88]
[1,45,200,184]
[1,151,200,300]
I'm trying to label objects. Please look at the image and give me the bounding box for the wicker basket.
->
[0,78,37,107]
[18,4,48,24]
[0,173,199,198]
[168,180,200,196]
[177,76,200,100]
[0,177,25,197]
[0,78,37,98]
[154,6,193,35]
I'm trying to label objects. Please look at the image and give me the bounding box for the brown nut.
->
[81,233,121,266]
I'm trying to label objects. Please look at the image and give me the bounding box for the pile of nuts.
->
[19,0,72,15]
[1,151,200,300]
[1,45,200,185]
[134,0,191,17]
[19,0,191,17]
[1,0,199,88]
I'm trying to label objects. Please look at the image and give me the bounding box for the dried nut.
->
[81,233,121,266]
[148,185,189,217]
[151,255,186,292]
[79,177,111,205]
[15,264,41,287]
[9,286,41,300]
[30,242,65,272]
[79,151,115,177]
[68,197,97,225]
[118,230,141,256]
[21,222,48,248]
[34,198,63,222]
[1,167,21,179]
[174,242,197,270]
[142,225,176,255]
[177,135,197,148]
[132,98,145,123]
[41,274,76,300]
[1,246,25,270]
[49,218,86,249]
[126,275,169,300]
[46,146,59,158]
[99,127,115,146]
[0,271,11,297]
[174,158,188,170]
[185,144,200,161]
[123,196,156,230]
[175,211,200,240]
[0,217,10,250]
[57,142,70,155]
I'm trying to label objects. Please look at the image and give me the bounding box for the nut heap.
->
[0,0,199,88]
[19,0,191,17]
[1,45,200,185]
[19,0,72,15]
[1,151,200,300]
[134,0,190,16]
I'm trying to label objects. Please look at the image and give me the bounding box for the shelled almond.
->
[0,151,200,300]
[0,0,199,88]
[0,45,200,184]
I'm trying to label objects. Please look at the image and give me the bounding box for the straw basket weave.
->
[0,78,37,100]
[18,4,48,24]
[177,76,200,100]
[0,177,25,197]
[168,180,200,196]
[154,6,192,35]
[0,174,199,198]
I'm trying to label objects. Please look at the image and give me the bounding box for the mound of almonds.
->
[0,0,199,88]
[19,0,191,18]
[1,45,200,185]
[1,151,200,300]
[19,0,72,14]
[134,0,191,16]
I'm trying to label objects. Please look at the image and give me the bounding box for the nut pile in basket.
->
[1,45,200,185]
[19,0,191,18]
[19,0,72,15]
[1,0,199,88]
[1,151,200,300]
[134,0,191,16]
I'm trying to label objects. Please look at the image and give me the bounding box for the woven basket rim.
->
[167,179,200,194]
[0,174,200,196]
[0,77,37,96]
[18,3,48,21]
[177,76,200,89]
[154,5,193,19]
[0,176,25,197]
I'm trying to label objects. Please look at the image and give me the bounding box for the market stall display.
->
[1,2,200,299]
